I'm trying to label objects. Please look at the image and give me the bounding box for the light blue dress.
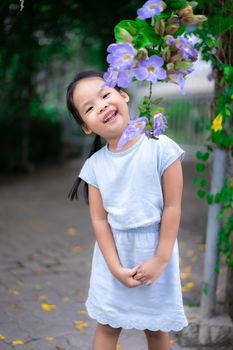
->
[78,133,189,331]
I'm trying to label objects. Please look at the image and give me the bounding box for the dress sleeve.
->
[78,158,99,188]
[158,134,186,176]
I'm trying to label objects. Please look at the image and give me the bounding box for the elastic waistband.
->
[111,222,160,234]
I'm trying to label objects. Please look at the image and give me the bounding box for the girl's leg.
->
[92,323,122,350]
[144,329,171,350]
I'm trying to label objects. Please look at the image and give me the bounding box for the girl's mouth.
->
[104,111,118,124]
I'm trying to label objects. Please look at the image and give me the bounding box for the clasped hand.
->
[115,256,168,288]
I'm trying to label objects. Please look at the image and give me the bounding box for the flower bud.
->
[170,52,183,63]
[160,1,167,11]
[119,28,133,43]
[166,62,175,73]
[155,19,165,36]
[168,15,180,25]
[178,5,193,17]
[165,24,180,35]
[181,15,207,25]
[162,46,171,61]
[137,48,148,60]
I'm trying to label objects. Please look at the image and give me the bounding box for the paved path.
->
[0,158,226,350]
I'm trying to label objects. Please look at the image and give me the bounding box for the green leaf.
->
[167,0,187,10]
[172,24,186,37]
[151,97,163,105]
[207,193,214,205]
[214,192,222,203]
[196,163,206,172]
[193,177,200,186]
[197,189,206,198]
[200,178,207,187]
[195,150,209,161]
[114,20,139,42]
[202,281,208,295]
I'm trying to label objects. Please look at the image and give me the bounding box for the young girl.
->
[66,70,188,350]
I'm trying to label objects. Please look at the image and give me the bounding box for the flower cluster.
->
[102,0,207,149]
[103,43,167,89]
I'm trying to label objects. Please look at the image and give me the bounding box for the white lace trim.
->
[85,301,189,332]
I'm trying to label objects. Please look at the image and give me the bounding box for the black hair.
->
[66,70,122,205]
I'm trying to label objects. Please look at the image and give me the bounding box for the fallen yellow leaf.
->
[180,273,190,280]
[16,279,24,286]
[186,250,194,257]
[183,265,192,273]
[78,310,88,315]
[39,295,48,302]
[63,296,70,303]
[12,339,25,345]
[11,303,21,310]
[67,227,78,236]
[41,303,56,311]
[187,316,194,320]
[186,282,194,288]
[182,281,194,292]
[45,336,54,341]
[74,320,88,331]
[6,289,21,296]
[69,244,82,254]
[198,243,205,252]
[170,339,177,344]
[0,334,6,340]
[116,342,121,349]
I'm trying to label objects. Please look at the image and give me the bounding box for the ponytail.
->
[68,134,102,205]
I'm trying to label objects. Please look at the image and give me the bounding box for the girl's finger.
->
[133,273,143,280]
[145,279,153,286]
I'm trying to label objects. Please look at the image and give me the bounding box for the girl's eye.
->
[86,106,93,113]
[103,92,111,98]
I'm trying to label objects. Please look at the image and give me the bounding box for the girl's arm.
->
[156,157,183,261]
[133,159,183,285]
[88,184,141,288]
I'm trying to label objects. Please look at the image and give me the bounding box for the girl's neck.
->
[107,133,143,153]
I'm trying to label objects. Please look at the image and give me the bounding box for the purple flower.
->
[106,43,135,69]
[176,36,197,61]
[137,0,161,19]
[117,117,148,150]
[153,113,167,136]
[170,72,186,95]
[103,67,120,88]
[177,73,186,95]
[134,55,167,83]
[166,35,175,46]
[103,66,133,89]
[117,68,133,88]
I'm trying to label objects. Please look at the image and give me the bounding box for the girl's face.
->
[72,76,130,143]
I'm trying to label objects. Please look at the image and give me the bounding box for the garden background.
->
[0,0,232,349]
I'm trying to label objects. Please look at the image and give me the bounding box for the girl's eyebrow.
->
[81,87,108,110]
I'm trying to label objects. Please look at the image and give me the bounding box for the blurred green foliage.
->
[0,0,144,171]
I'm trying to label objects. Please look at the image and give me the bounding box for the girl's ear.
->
[82,124,93,135]
[119,90,130,103]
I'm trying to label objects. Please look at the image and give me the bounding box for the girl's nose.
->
[99,104,108,113]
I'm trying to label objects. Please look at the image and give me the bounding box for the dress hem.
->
[85,302,189,332]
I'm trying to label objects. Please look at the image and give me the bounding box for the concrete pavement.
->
[0,157,227,350]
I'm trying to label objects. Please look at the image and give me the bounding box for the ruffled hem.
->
[85,301,189,332]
